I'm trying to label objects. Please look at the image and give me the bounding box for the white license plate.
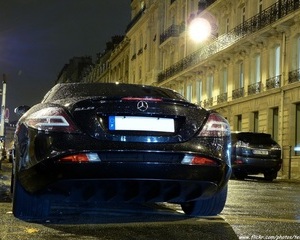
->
[109,116,175,132]
[253,149,268,155]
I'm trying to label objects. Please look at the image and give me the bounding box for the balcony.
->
[203,97,213,108]
[266,75,281,89]
[157,0,300,83]
[217,92,228,104]
[248,82,261,95]
[160,23,185,45]
[232,88,244,100]
[288,68,300,83]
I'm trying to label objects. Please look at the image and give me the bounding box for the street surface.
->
[1,159,300,240]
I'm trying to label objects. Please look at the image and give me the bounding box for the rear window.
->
[42,83,186,103]
[232,132,277,145]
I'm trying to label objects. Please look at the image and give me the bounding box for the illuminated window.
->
[186,84,192,102]
[196,80,202,104]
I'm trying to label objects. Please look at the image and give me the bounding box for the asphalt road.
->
[1,159,300,240]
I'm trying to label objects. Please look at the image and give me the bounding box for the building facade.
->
[62,0,300,179]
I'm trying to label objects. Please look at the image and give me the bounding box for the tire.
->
[234,171,247,180]
[181,185,228,216]
[12,178,50,221]
[264,171,277,181]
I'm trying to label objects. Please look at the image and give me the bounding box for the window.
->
[178,87,184,96]
[272,107,279,142]
[207,75,213,99]
[226,18,230,33]
[239,62,244,88]
[196,80,202,104]
[241,6,246,23]
[186,84,192,102]
[296,104,300,153]
[255,54,261,83]
[220,68,228,94]
[275,46,280,76]
[235,115,242,131]
[270,45,281,77]
[252,111,259,132]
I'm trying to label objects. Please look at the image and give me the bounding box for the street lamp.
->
[188,17,212,43]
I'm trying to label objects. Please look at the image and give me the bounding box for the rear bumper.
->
[231,156,282,174]
[15,129,231,202]
[18,159,231,203]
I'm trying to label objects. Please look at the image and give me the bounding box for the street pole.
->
[0,74,7,161]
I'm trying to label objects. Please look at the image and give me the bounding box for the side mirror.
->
[14,105,31,117]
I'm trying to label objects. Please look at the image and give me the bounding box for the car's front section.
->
[12,83,231,220]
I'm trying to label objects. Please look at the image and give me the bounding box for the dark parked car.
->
[12,82,231,220]
[231,131,282,181]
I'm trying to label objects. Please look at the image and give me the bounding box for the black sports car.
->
[12,82,231,220]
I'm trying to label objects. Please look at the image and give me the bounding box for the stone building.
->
[121,0,300,179]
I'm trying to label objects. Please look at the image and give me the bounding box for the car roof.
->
[42,82,186,103]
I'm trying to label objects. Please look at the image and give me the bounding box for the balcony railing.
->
[157,0,300,83]
[160,23,185,44]
[288,68,300,83]
[217,92,228,104]
[232,88,244,100]
[203,97,213,108]
[248,82,261,95]
[266,75,281,89]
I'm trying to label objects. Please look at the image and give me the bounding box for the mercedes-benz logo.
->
[137,101,148,111]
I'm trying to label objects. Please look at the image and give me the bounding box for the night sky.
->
[0,0,130,121]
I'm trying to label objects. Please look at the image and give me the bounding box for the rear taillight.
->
[234,159,244,164]
[25,107,80,133]
[182,155,218,166]
[59,153,100,163]
[199,113,230,137]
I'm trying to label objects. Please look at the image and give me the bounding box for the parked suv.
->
[231,132,282,181]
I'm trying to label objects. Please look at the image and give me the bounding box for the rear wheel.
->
[180,185,228,216]
[264,171,277,181]
[12,178,50,221]
[234,171,247,180]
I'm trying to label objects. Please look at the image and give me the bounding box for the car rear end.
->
[13,83,232,219]
[231,132,282,180]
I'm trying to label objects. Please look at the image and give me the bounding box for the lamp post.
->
[0,74,6,161]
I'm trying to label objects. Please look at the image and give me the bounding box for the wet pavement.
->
[1,159,300,240]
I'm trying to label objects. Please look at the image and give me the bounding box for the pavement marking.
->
[221,215,300,224]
